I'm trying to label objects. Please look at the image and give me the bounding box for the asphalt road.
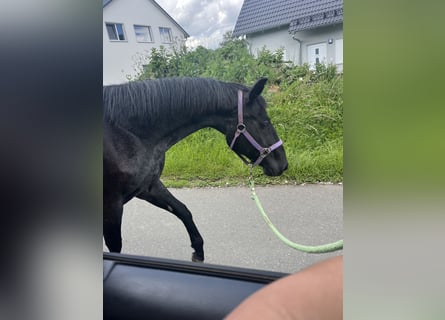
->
[104,184,343,274]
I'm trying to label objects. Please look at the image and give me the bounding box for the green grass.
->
[161,75,343,188]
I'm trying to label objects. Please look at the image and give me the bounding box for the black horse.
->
[103,77,288,262]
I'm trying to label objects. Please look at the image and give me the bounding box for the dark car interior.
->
[104,252,287,319]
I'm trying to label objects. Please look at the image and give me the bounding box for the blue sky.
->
[156,0,244,49]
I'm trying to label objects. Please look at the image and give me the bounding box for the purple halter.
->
[229,90,283,167]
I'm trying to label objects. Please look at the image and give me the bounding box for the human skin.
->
[225,256,343,320]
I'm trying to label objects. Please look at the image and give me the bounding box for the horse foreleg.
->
[137,180,205,262]
[103,200,124,253]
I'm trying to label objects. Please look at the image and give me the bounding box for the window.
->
[159,27,173,43]
[106,23,126,41]
[134,25,153,42]
[335,39,343,64]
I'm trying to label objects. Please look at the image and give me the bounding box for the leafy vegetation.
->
[135,32,343,187]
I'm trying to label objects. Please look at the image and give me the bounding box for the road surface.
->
[104,184,343,274]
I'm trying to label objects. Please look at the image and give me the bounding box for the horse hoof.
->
[192,252,204,263]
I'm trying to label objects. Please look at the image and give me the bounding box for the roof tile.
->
[233,0,343,36]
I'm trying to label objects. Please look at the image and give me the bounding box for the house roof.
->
[233,0,343,37]
[103,0,189,38]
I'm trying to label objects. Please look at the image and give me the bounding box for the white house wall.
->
[246,23,343,72]
[103,0,186,85]
[246,26,298,64]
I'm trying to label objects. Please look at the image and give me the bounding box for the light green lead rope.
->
[249,176,343,254]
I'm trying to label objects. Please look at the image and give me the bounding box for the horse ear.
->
[248,78,268,102]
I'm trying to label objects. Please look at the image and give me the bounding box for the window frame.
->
[105,22,127,42]
[159,27,173,43]
[133,25,154,43]
[335,38,343,64]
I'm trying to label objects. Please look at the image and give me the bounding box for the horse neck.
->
[105,79,243,150]
[130,99,232,151]
[159,107,230,150]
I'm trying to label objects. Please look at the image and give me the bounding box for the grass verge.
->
[161,74,343,188]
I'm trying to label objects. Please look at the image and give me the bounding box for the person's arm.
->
[225,256,343,320]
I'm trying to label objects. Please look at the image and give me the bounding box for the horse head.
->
[226,78,288,176]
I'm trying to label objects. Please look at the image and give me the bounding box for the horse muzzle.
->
[261,154,288,176]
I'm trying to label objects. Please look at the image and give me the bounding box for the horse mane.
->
[103,77,247,125]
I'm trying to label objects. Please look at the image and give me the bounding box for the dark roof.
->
[103,0,189,37]
[233,0,343,37]
[289,1,342,32]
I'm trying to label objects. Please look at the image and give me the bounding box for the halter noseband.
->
[229,90,283,167]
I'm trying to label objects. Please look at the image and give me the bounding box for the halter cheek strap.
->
[229,90,283,167]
